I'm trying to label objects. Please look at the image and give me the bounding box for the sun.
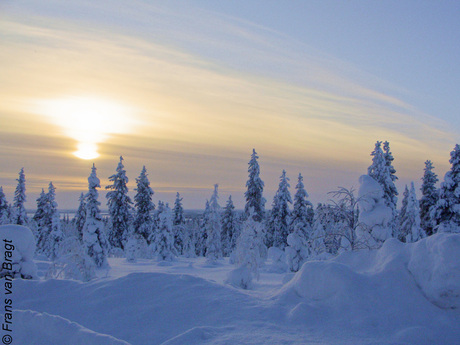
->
[37,96,136,160]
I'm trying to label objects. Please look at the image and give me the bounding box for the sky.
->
[0,0,459,210]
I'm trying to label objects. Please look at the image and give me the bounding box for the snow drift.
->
[277,232,460,344]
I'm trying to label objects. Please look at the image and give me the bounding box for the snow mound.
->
[13,272,260,344]
[276,233,460,343]
[11,310,130,345]
[408,232,460,309]
[0,224,38,279]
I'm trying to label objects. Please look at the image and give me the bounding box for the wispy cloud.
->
[0,1,456,207]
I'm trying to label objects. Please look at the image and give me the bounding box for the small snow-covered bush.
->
[0,224,38,279]
[226,266,253,290]
[46,236,96,282]
[267,246,288,273]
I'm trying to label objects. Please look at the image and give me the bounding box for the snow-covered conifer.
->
[368,141,398,233]
[267,170,292,249]
[244,149,266,222]
[34,189,48,251]
[206,184,222,262]
[221,195,239,256]
[133,166,155,244]
[173,192,186,254]
[420,160,438,236]
[173,192,185,226]
[106,156,133,250]
[83,164,109,268]
[228,208,266,289]
[155,202,176,261]
[73,193,86,242]
[432,144,460,233]
[13,167,28,225]
[397,185,410,240]
[0,187,9,225]
[290,173,313,238]
[45,182,63,260]
[197,200,210,256]
[399,182,424,242]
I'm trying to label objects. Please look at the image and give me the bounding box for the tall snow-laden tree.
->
[432,144,460,233]
[290,173,314,237]
[368,141,398,233]
[13,167,28,225]
[106,156,133,250]
[244,149,266,222]
[46,182,63,260]
[73,193,87,242]
[173,192,185,226]
[155,202,176,261]
[0,187,9,225]
[420,160,438,236]
[34,189,48,251]
[133,166,155,244]
[221,195,239,256]
[173,192,186,255]
[400,182,424,242]
[397,185,410,240]
[267,170,292,249]
[197,200,210,256]
[83,164,109,268]
[206,184,222,262]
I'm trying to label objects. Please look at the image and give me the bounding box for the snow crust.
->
[11,233,460,344]
[0,224,38,278]
[11,310,130,345]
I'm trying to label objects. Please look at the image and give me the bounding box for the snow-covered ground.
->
[6,233,460,344]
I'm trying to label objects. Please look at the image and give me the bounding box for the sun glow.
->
[37,96,137,159]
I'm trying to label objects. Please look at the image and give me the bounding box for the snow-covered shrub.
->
[286,231,309,272]
[46,236,96,282]
[266,246,288,273]
[357,175,393,248]
[0,224,38,279]
[227,210,266,289]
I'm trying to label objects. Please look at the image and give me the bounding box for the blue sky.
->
[0,0,459,209]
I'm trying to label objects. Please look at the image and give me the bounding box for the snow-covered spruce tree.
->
[267,170,292,249]
[227,208,266,289]
[73,193,87,242]
[244,149,266,222]
[83,164,109,268]
[397,185,410,241]
[45,182,63,260]
[285,173,313,271]
[432,144,460,233]
[206,184,223,263]
[420,160,439,236]
[290,173,314,238]
[221,195,239,257]
[399,182,424,242]
[13,167,28,225]
[133,166,155,244]
[368,141,398,233]
[155,202,176,261]
[0,187,9,225]
[106,156,133,250]
[196,200,210,257]
[173,192,185,226]
[34,189,48,251]
[173,192,186,254]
